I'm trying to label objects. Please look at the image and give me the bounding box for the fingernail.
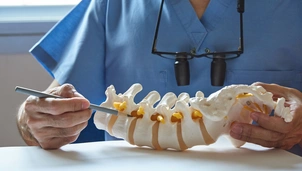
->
[82,101,90,109]
[231,124,242,134]
[250,112,259,121]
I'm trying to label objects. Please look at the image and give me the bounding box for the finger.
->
[39,135,80,150]
[230,122,285,142]
[230,130,279,148]
[33,121,88,140]
[45,109,92,128]
[27,109,92,128]
[252,82,288,98]
[250,112,291,134]
[25,96,90,115]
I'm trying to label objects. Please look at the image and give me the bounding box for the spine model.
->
[94,83,292,151]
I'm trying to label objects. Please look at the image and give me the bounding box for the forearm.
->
[16,102,39,146]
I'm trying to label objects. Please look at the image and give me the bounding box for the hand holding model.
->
[231,82,302,150]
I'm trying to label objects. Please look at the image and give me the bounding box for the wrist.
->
[16,102,39,146]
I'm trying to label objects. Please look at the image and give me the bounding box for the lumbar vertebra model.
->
[94,83,292,150]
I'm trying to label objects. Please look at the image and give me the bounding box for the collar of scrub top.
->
[151,0,245,86]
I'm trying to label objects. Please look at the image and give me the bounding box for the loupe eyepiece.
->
[174,55,190,86]
[211,54,226,86]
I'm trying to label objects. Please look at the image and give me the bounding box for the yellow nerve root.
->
[157,115,165,124]
[137,106,145,116]
[263,104,269,114]
[171,112,183,123]
[173,112,183,119]
[253,103,263,113]
[113,101,127,111]
[151,113,165,124]
[236,93,253,99]
[192,110,203,119]
[243,105,255,112]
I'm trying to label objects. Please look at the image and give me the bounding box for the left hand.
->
[230,82,302,149]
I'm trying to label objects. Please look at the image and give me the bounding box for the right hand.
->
[19,84,91,149]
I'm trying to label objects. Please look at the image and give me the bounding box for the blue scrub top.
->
[30,0,302,155]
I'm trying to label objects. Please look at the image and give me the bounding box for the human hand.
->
[230,82,302,149]
[19,84,91,149]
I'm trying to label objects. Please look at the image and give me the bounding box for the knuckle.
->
[47,87,62,98]
[45,103,64,115]
[31,130,49,144]
[62,123,87,137]
[61,83,75,91]
[59,84,76,97]
[33,131,45,142]
[24,96,38,112]
[69,127,80,137]
[50,116,63,127]
[61,117,75,128]
[26,117,40,129]
[54,99,83,113]
[60,130,77,139]
[48,105,60,114]
[61,83,74,91]
[59,126,79,137]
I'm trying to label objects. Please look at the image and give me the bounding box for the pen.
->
[15,86,118,115]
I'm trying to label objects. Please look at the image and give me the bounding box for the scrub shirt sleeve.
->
[29,0,108,142]
[30,0,107,105]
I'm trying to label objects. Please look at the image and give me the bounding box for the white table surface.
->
[0,137,301,171]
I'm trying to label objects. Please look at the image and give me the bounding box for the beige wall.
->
[0,4,75,147]
[0,53,52,146]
